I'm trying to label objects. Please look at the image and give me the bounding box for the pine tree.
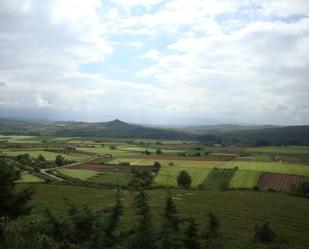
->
[127,190,155,249]
[0,158,33,242]
[183,218,200,249]
[158,193,184,249]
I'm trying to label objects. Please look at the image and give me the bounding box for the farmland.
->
[16,184,309,248]
[2,134,309,248]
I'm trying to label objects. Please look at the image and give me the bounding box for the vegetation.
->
[177,170,192,188]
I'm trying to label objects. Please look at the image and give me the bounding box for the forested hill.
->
[0,118,309,145]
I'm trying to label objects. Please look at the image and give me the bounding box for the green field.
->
[2,149,89,161]
[89,172,133,186]
[16,173,44,183]
[229,170,261,189]
[153,167,211,187]
[109,158,309,176]
[247,146,309,154]
[201,168,236,190]
[17,184,309,248]
[0,135,41,143]
[56,168,98,180]
[78,147,138,157]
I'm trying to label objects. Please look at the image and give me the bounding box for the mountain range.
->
[0,118,309,146]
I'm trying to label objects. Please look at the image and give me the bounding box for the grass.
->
[153,167,211,187]
[16,173,44,183]
[2,150,89,161]
[201,168,236,190]
[56,168,98,180]
[109,158,309,176]
[16,184,309,248]
[229,170,261,189]
[0,135,41,143]
[78,147,138,157]
[247,146,309,154]
[88,172,133,186]
[56,168,133,186]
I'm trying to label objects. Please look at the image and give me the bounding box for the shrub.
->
[254,222,276,243]
[253,186,260,191]
[55,155,64,166]
[177,170,192,189]
[156,149,162,155]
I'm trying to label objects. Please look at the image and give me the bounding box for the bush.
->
[254,222,276,243]
[156,149,162,155]
[177,170,192,189]
[253,186,260,191]
[144,150,151,155]
[55,155,64,166]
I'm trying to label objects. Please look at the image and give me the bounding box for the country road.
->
[40,156,99,182]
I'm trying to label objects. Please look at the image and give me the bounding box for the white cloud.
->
[0,0,309,124]
[128,41,144,47]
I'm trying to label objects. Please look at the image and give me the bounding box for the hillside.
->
[1,118,309,145]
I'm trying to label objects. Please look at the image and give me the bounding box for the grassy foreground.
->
[17,184,309,249]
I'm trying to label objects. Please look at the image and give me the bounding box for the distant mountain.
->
[0,118,309,145]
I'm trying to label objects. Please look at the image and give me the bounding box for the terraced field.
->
[229,170,261,189]
[201,168,236,190]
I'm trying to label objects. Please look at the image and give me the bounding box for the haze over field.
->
[0,0,309,125]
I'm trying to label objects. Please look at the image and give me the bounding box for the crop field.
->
[247,146,309,154]
[0,135,41,143]
[153,167,211,187]
[56,168,98,180]
[77,147,138,157]
[108,158,309,176]
[201,168,236,190]
[229,170,261,189]
[56,168,133,186]
[17,184,309,248]
[88,172,133,186]
[2,149,89,161]
[16,173,44,183]
[257,172,309,192]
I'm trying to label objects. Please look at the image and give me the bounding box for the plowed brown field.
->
[257,172,309,192]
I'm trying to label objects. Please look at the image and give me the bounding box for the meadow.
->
[16,183,309,248]
[2,135,308,248]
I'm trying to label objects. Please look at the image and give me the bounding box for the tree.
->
[55,155,64,166]
[110,145,116,150]
[201,213,221,249]
[177,170,192,189]
[158,193,184,249]
[156,149,162,155]
[144,150,151,155]
[153,161,161,174]
[183,218,200,249]
[37,154,46,162]
[299,182,309,196]
[127,191,155,249]
[0,158,33,242]
[254,222,276,243]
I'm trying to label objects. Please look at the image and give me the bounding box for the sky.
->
[0,0,309,125]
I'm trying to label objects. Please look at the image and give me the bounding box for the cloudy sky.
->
[0,0,309,125]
